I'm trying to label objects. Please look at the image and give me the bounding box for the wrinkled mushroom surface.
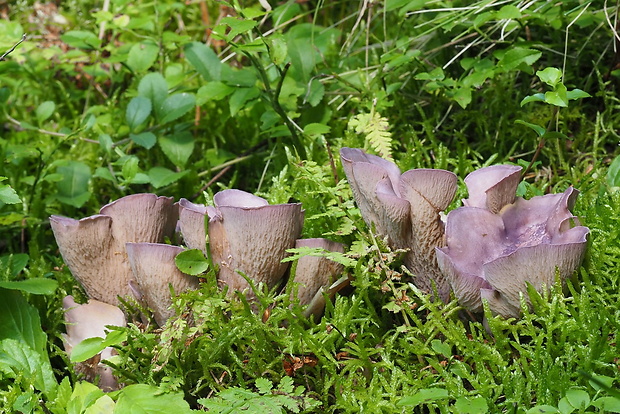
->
[51,194,178,305]
[209,189,304,294]
[340,147,457,300]
[126,242,199,326]
[436,165,589,317]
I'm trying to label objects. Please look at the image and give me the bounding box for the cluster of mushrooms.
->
[52,191,346,390]
[52,147,589,391]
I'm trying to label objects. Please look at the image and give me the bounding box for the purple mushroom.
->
[340,148,458,300]
[436,165,589,318]
[50,194,178,305]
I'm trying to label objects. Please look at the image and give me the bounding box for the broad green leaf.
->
[0,338,57,396]
[196,82,234,105]
[67,381,106,414]
[126,97,152,131]
[306,78,324,107]
[159,93,196,124]
[0,288,50,367]
[138,73,168,118]
[184,42,222,82]
[220,16,257,40]
[496,5,521,19]
[229,87,260,116]
[0,279,57,295]
[452,87,472,109]
[567,88,591,100]
[497,47,541,71]
[175,249,209,276]
[592,397,620,412]
[99,133,114,154]
[113,384,193,414]
[85,395,116,414]
[148,167,188,188]
[159,131,194,167]
[0,183,20,204]
[221,66,257,87]
[61,30,101,50]
[520,93,546,106]
[55,160,92,208]
[287,37,316,82]
[303,123,331,137]
[544,83,568,107]
[268,35,288,65]
[127,40,159,72]
[121,156,140,182]
[537,67,562,87]
[0,253,28,277]
[36,101,55,124]
[70,330,127,363]
[454,396,489,414]
[565,388,590,409]
[397,388,450,407]
[130,132,157,149]
[515,119,546,137]
[415,67,445,81]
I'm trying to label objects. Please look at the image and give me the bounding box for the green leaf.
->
[0,338,57,396]
[415,67,445,81]
[0,182,21,204]
[453,86,472,109]
[544,83,568,107]
[61,30,101,50]
[175,249,209,276]
[268,35,288,65]
[287,37,316,82]
[565,389,590,409]
[184,42,222,82]
[454,396,489,414]
[303,123,331,137]
[158,131,194,167]
[515,119,546,137]
[229,87,260,116]
[196,82,234,105]
[219,17,257,40]
[0,289,49,366]
[36,101,55,124]
[55,160,92,208]
[138,73,168,118]
[148,167,188,188]
[566,88,591,100]
[159,93,196,124]
[520,93,546,106]
[536,67,563,87]
[70,330,127,363]
[130,132,157,149]
[397,388,450,407]
[113,384,193,414]
[0,253,28,277]
[306,79,324,107]
[66,381,106,414]
[0,279,58,295]
[255,378,273,394]
[127,40,159,72]
[496,5,521,19]
[592,397,620,412]
[497,47,542,71]
[126,97,152,131]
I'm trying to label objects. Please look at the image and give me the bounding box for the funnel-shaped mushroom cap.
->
[340,148,410,248]
[463,165,522,213]
[51,194,178,305]
[63,295,126,391]
[126,243,200,326]
[438,186,589,318]
[340,148,457,301]
[291,238,346,318]
[399,169,457,299]
[178,198,216,255]
[208,189,304,294]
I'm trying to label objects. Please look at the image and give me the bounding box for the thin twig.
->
[0,34,26,61]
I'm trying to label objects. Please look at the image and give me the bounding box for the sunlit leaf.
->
[175,249,209,276]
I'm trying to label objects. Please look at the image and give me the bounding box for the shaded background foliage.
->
[0,0,620,412]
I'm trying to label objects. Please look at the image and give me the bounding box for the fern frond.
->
[348,111,393,160]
